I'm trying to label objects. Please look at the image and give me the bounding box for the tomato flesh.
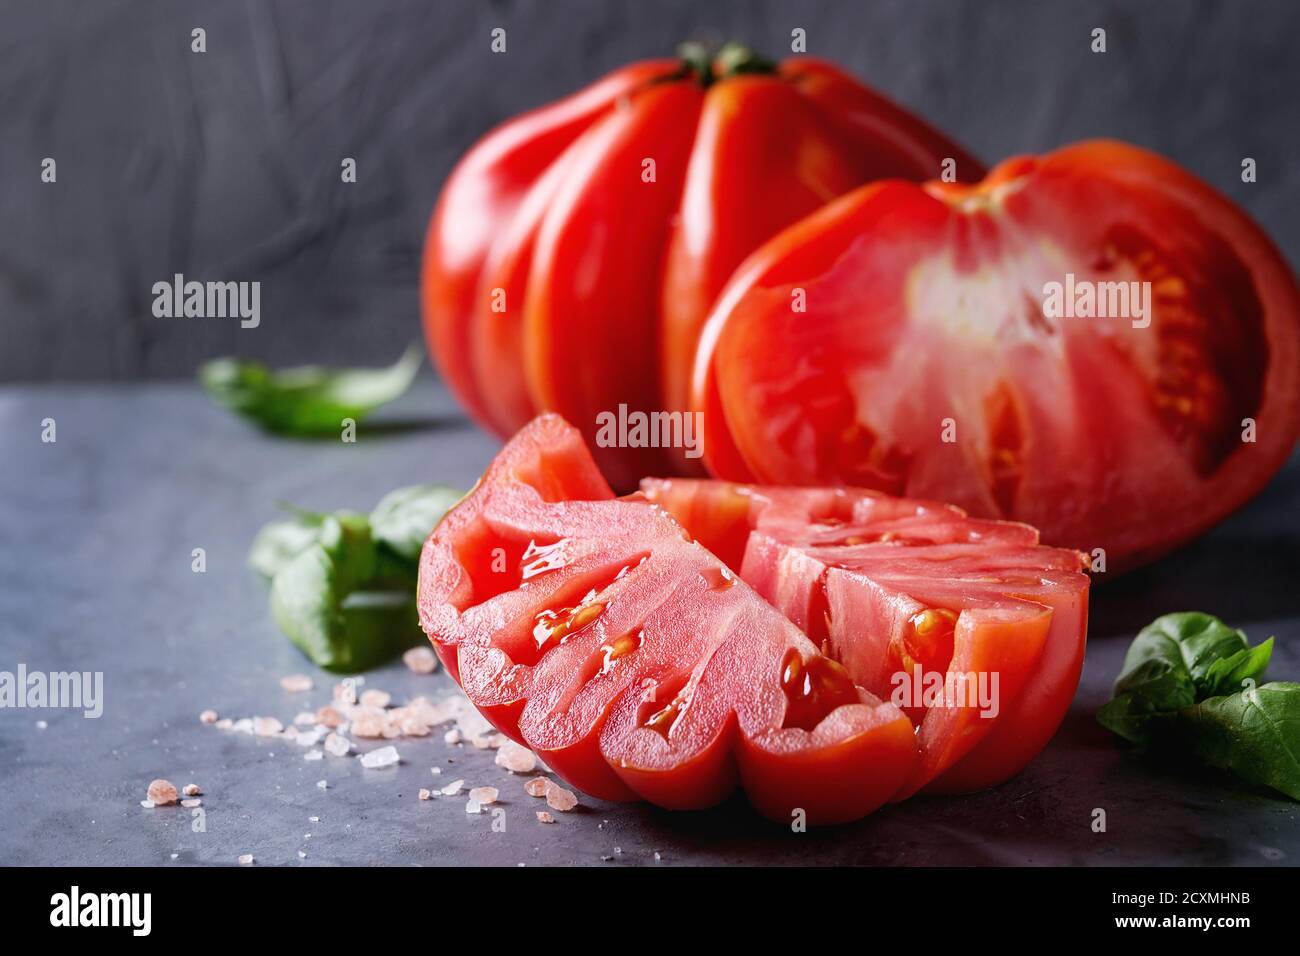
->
[418,416,1091,822]
[695,141,1300,569]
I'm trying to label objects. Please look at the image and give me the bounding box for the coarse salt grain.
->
[147,779,179,806]
[536,811,555,824]
[466,799,482,814]
[280,674,313,692]
[238,854,254,865]
[359,689,391,709]
[293,711,317,726]
[140,800,155,809]
[181,798,201,809]
[199,709,218,724]
[440,779,464,796]
[252,716,283,737]
[443,729,461,745]
[359,745,400,769]
[315,705,343,728]
[323,733,352,757]
[524,777,550,797]
[545,785,578,812]
[403,646,439,674]
[468,786,499,805]
[495,742,537,774]
[304,749,324,761]
[182,784,202,797]
[350,714,386,739]
[418,788,433,801]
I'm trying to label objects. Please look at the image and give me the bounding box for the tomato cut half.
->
[693,140,1300,569]
[418,416,1090,823]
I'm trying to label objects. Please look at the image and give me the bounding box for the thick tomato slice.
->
[693,140,1300,569]
[642,477,1090,795]
[418,415,918,823]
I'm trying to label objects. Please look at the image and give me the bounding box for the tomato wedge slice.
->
[418,415,918,823]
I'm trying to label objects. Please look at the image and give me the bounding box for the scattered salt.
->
[147,779,179,806]
[403,646,439,674]
[495,742,537,774]
[280,674,313,692]
[359,745,400,769]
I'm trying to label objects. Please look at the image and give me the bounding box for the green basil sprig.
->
[1098,611,1297,801]
[200,345,422,435]
[250,484,462,671]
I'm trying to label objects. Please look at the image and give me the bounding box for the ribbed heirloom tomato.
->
[422,45,982,488]
[417,415,1089,823]
[692,141,1300,569]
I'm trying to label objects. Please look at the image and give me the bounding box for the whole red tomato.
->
[422,44,982,488]
[691,141,1300,569]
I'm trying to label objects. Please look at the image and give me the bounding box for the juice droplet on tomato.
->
[520,538,569,580]
[891,609,960,720]
[533,598,604,651]
[698,566,735,590]
[642,683,692,740]
[598,630,643,676]
[778,648,859,731]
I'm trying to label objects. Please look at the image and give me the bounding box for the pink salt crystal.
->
[252,716,283,737]
[380,721,402,739]
[181,798,202,809]
[323,733,352,757]
[487,733,509,749]
[238,854,254,866]
[315,705,343,728]
[182,783,202,797]
[350,714,386,739]
[524,777,550,797]
[495,742,537,774]
[444,729,461,745]
[468,786,499,805]
[280,674,313,692]
[545,785,578,813]
[536,811,556,824]
[359,689,391,709]
[470,735,491,750]
[403,646,439,674]
[214,718,233,731]
[293,711,317,726]
[400,717,431,737]
[418,789,433,801]
[199,709,218,724]
[147,779,179,806]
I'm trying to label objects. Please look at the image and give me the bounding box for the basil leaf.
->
[1179,682,1300,801]
[269,516,422,671]
[1201,638,1273,699]
[248,509,367,580]
[1097,658,1197,744]
[369,483,464,563]
[1121,612,1253,695]
[200,345,422,435]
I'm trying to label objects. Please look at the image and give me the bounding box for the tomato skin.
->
[423,53,982,484]
[694,140,1300,569]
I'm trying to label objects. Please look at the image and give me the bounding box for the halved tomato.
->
[421,46,983,487]
[693,140,1300,569]
[418,415,1090,823]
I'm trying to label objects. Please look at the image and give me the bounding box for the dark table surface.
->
[2,376,1297,867]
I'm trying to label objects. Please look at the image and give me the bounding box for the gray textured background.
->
[2,0,1297,382]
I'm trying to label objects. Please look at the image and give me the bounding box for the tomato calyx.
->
[675,40,778,88]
